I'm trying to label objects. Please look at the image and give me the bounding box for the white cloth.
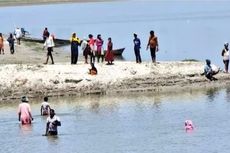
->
[15,28,22,38]
[44,36,55,47]
[41,101,50,111]
[223,50,229,60]
[81,39,88,51]
[47,115,60,132]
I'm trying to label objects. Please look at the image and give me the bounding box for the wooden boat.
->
[21,37,70,47]
[106,48,125,56]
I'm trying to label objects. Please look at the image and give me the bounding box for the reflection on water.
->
[19,124,33,135]
[205,87,220,102]
[225,87,230,103]
[1,87,230,153]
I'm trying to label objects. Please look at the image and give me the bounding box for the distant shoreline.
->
[0,0,116,7]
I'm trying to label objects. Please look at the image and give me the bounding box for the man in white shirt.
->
[44,109,61,136]
[43,32,55,64]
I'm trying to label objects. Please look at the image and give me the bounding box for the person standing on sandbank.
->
[14,27,22,45]
[105,37,114,65]
[146,30,159,63]
[95,34,104,63]
[89,34,96,64]
[7,33,15,54]
[70,33,81,64]
[133,33,142,63]
[221,42,229,73]
[81,37,90,64]
[0,33,4,54]
[43,27,49,42]
[43,32,55,64]
[18,96,33,125]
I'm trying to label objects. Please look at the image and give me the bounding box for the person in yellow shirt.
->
[70,33,81,64]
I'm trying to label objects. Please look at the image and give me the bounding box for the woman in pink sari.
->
[18,96,33,124]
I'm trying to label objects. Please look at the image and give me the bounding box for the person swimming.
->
[184,120,194,131]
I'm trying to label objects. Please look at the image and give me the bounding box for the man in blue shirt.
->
[133,33,142,63]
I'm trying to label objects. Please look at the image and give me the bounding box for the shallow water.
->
[1,87,230,153]
[0,0,230,66]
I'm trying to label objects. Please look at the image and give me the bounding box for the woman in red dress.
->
[105,37,114,65]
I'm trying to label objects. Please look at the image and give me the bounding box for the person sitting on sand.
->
[44,109,61,136]
[88,63,97,75]
[18,96,33,125]
[221,42,229,73]
[204,59,219,81]
[41,96,51,116]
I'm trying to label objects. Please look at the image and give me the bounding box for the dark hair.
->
[50,109,55,114]
[150,30,154,35]
[97,34,101,39]
[44,96,48,102]
[88,34,93,38]
[206,59,211,65]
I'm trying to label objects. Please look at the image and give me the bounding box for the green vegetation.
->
[182,59,199,62]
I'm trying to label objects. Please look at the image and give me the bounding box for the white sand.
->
[1,60,230,100]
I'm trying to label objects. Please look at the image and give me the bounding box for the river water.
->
[1,0,230,66]
[1,87,230,153]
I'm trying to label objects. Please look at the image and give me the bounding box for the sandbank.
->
[1,39,230,101]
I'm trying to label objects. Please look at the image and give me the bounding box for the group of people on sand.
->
[70,33,114,65]
[0,28,26,55]
[133,30,159,64]
[17,95,61,136]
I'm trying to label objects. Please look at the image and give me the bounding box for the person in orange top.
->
[0,33,4,54]
[146,30,159,63]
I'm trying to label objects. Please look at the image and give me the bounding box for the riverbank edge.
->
[1,62,230,101]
